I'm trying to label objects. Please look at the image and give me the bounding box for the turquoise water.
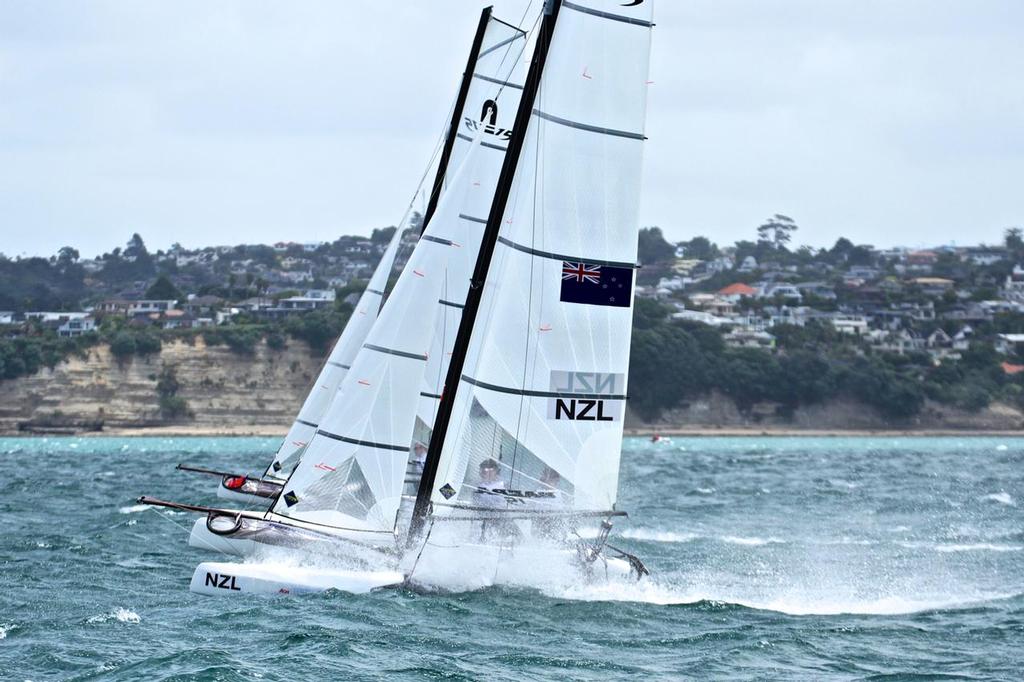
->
[1,436,1022,680]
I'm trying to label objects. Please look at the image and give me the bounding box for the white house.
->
[57,317,97,337]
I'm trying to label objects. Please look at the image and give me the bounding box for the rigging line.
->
[508,51,547,490]
[488,5,540,116]
[145,506,237,561]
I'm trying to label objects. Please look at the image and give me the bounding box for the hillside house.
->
[279,289,336,311]
[56,316,96,337]
[717,282,757,302]
[724,329,775,350]
[830,314,869,335]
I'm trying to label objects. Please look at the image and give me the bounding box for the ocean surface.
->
[1,436,1022,680]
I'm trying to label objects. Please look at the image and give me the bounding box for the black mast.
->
[420,6,493,234]
[409,0,563,540]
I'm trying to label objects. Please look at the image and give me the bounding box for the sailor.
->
[475,458,522,542]
[474,457,506,507]
[403,441,430,495]
[411,442,428,475]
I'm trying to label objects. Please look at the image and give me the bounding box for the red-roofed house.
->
[1001,361,1024,375]
[718,283,757,302]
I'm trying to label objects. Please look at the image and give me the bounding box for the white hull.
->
[188,518,256,557]
[187,542,637,597]
[190,561,404,596]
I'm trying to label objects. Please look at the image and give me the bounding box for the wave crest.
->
[87,607,141,624]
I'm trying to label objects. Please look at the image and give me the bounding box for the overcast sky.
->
[1,0,1022,258]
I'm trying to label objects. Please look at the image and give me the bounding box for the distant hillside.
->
[2,337,1022,436]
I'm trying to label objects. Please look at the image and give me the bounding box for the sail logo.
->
[548,371,625,422]
[463,118,512,141]
[462,98,512,141]
[205,572,241,591]
[560,260,633,308]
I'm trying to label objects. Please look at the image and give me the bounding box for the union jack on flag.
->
[559,258,633,308]
[562,261,601,285]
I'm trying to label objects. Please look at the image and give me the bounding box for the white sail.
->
[427,0,654,515]
[272,138,497,533]
[442,15,528,190]
[265,13,528,483]
[415,52,528,450]
[265,222,406,480]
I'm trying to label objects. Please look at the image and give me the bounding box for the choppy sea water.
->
[1,436,1022,680]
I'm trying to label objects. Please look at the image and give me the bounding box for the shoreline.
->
[2,425,1023,438]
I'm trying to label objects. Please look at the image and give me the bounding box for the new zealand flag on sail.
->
[560,260,633,307]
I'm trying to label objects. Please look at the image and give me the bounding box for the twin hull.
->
[189,544,635,596]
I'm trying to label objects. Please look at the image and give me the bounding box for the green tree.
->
[1004,227,1024,258]
[145,275,182,300]
[756,214,798,250]
[637,227,676,265]
[678,236,719,261]
[109,331,137,359]
[371,226,397,244]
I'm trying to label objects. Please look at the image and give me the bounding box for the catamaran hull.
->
[215,486,274,506]
[188,518,257,557]
[186,515,394,562]
[215,476,283,504]
[190,561,404,596]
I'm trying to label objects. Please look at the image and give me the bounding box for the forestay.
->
[264,222,406,481]
[427,0,654,516]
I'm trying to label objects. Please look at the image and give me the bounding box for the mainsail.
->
[414,0,654,529]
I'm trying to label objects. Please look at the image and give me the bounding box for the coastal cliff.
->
[0,338,322,434]
[1,339,1022,435]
